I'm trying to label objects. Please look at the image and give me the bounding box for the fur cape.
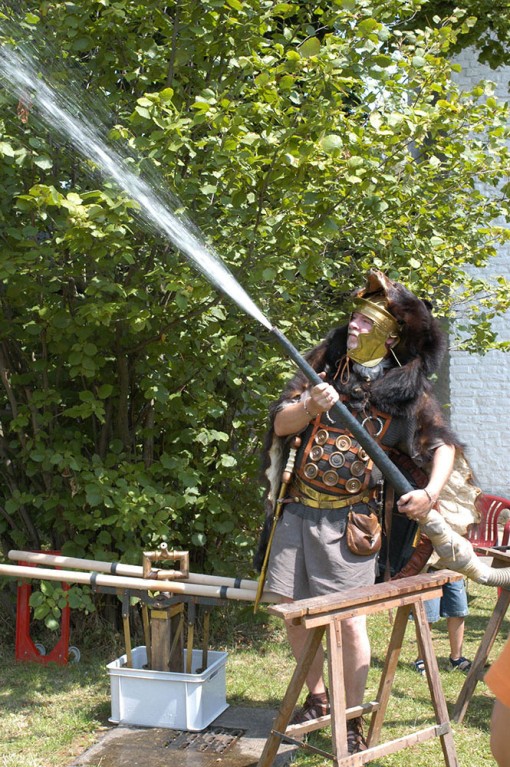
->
[253,279,468,572]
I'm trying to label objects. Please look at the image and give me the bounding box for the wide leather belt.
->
[289,477,373,510]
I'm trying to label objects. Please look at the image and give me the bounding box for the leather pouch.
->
[346,510,382,556]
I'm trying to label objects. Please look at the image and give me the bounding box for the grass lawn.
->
[0,579,508,767]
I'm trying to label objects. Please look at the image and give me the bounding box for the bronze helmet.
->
[347,271,401,367]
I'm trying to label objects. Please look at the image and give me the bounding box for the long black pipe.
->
[270,326,413,497]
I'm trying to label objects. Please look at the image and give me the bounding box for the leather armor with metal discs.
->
[291,401,393,510]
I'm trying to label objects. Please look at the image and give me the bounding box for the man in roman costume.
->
[255,270,465,753]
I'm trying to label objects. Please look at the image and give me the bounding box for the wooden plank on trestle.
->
[259,572,461,767]
[268,571,463,622]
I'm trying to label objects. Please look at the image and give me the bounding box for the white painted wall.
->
[449,50,510,497]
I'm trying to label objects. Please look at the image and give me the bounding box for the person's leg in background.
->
[442,579,471,672]
[413,579,471,674]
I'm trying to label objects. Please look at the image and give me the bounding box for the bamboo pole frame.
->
[8,550,261,592]
[0,560,275,603]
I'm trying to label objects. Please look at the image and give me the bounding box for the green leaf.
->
[299,37,321,58]
[135,106,151,119]
[33,155,54,170]
[71,37,93,52]
[34,605,50,620]
[372,55,393,68]
[45,616,60,631]
[0,141,15,157]
[412,56,426,68]
[272,3,299,16]
[369,111,383,131]
[357,18,380,36]
[218,454,237,467]
[320,134,343,153]
[278,75,294,90]
[200,183,217,195]
[29,592,46,607]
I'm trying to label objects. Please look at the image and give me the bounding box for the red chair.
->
[467,493,510,550]
[501,518,510,549]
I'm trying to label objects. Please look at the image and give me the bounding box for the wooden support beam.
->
[150,603,184,672]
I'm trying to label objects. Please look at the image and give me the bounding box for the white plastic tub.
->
[107,646,228,731]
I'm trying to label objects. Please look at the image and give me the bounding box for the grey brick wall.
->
[449,50,510,496]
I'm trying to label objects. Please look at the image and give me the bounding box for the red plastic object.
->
[468,495,510,600]
[467,494,510,549]
[502,519,510,549]
[15,552,71,665]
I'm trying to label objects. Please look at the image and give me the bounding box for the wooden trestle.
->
[453,547,510,724]
[257,571,463,767]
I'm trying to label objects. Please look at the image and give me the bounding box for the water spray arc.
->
[0,45,270,331]
[1,43,509,589]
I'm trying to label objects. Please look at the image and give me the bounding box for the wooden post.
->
[150,603,184,672]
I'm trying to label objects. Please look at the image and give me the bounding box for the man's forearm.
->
[426,443,456,503]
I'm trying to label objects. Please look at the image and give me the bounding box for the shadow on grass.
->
[458,693,494,731]
[0,641,112,724]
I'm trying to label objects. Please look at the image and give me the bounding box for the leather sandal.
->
[290,690,330,725]
[347,716,368,754]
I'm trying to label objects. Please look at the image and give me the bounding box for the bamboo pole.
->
[0,563,275,602]
[8,550,260,592]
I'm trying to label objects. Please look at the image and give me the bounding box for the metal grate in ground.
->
[164,726,245,753]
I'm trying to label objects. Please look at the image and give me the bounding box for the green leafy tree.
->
[0,1,508,620]
[411,1,510,69]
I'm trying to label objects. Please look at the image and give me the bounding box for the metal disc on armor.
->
[310,445,324,462]
[335,435,352,451]
[329,452,345,469]
[358,448,370,461]
[346,478,363,494]
[304,463,319,479]
[323,470,339,487]
[350,460,366,478]
[315,429,329,446]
